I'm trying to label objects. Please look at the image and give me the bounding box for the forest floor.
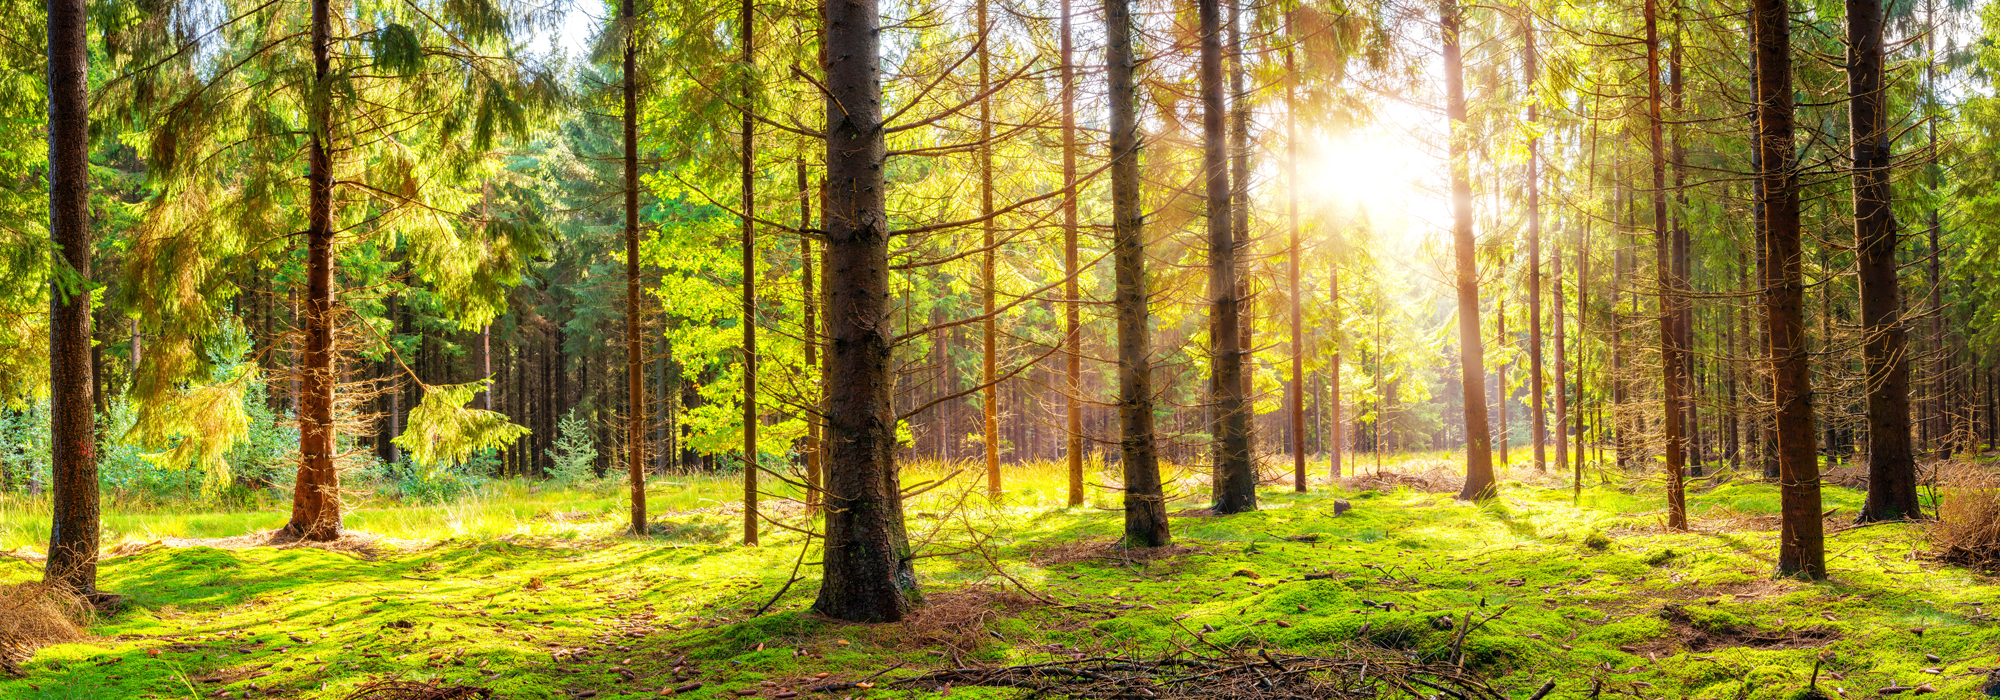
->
[2,455,1998,700]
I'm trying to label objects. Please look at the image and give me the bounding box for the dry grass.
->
[1932,462,2000,572]
[0,580,90,676]
[888,585,1041,663]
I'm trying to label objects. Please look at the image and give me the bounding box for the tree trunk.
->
[46,0,99,593]
[811,0,919,620]
[1524,20,1545,474]
[799,160,822,515]
[1330,260,1343,478]
[1286,10,1306,491]
[1203,0,1254,514]
[1646,0,1688,530]
[622,0,649,534]
[738,0,758,545]
[286,0,341,542]
[1107,0,1169,546]
[1849,0,1918,522]
[1442,0,1495,500]
[1752,0,1825,578]
[978,0,1001,501]
[1061,0,1084,506]
[1229,0,1255,452]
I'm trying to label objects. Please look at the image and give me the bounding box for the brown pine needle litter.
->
[341,677,495,700]
[891,648,1517,700]
[0,580,90,676]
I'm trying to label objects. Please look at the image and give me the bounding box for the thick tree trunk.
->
[1061,0,1084,506]
[1229,0,1254,450]
[46,0,99,593]
[811,0,919,620]
[1849,0,1918,522]
[1203,0,1254,514]
[1752,0,1825,578]
[286,0,341,542]
[1646,0,1688,530]
[625,0,650,534]
[1107,0,1169,546]
[738,0,758,545]
[1442,0,1496,500]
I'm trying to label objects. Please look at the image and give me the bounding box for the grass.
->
[0,453,1995,700]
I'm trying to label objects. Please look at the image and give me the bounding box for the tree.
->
[811,0,920,621]
[1205,0,1255,515]
[1443,0,1496,501]
[1061,0,1085,507]
[45,0,99,594]
[1645,0,1689,531]
[1849,0,1919,522]
[1523,14,1546,475]
[1108,0,1169,547]
[738,0,759,546]
[623,0,649,537]
[1752,0,1825,577]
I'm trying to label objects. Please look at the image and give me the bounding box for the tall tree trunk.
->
[1647,0,1688,530]
[738,0,759,545]
[1849,0,1918,521]
[1061,0,1084,506]
[1108,0,1169,546]
[978,0,1001,501]
[1203,0,1254,514]
[1753,0,1825,578]
[46,0,99,593]
[1228,0,1254,452]
[1575,187,1589,494]
[812,0,918,620]
[1671,23,1698,479]
[1286,10,1306,491]
[1525,20,1545,474]
[1442,0,1496,500]
[623,0,649,535]
[286,0,341,542]
[1553,229,1568,488]
[1330,260,1343,478]
[799,160,822,515]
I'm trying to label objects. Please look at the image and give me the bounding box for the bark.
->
[738,0,758,545]
[286,0,341,542]
[623,0,647,534]
[1554,234,1568,490]
[800,160,822,515]
[1646,0,1688,530]
[1286,10,1306,491]
[1062,0,1084,506]
[46,0,99,593]
[1204,0,1255,514]
[1107,0,1169,547]
[1850,0,1918,522]
[1575,197,1589,495]
[1442,0,1495,500]
[1330,261,1343,478]
[811,0,919,620]
[979,0,1001,500]
[1525,20,1545,474]
[1229,0,1254,447]
[1752,0,1825,578]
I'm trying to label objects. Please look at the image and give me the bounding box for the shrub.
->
[1932,462,2000,571]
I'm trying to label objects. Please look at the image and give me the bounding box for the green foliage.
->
[546,409,599,485]
[394,380,530,468]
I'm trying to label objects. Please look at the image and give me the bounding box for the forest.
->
[5,0,2000,693]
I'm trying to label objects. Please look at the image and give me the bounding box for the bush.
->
[1932,462,2000,571]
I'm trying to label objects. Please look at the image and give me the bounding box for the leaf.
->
[372,24,425,76]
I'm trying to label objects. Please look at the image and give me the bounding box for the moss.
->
[1583,530,1614,551]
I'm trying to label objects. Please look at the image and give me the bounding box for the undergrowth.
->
[0,454,1995,700]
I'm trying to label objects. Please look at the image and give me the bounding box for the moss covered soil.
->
[3,465,1997,700]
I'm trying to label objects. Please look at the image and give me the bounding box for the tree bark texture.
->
[1108,0,1170,546]
[625,0,648,536]
[46,0,99,593]
[1204,0,1255,514]
[739,0,759,546]
[287,0,342,542]
[1646,0,1688,530]
[812,0,921,620]
[1062,0,1085,506]
[1442,0,1496,500]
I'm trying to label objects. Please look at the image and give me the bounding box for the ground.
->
[1,457,1996,700]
